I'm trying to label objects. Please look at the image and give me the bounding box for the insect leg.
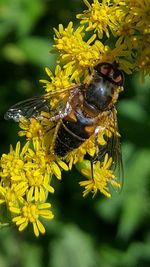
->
[93,126,102,160]
[90,158,94,179]
[50,120,62,154]
[50,102,72,121]
[50,87,80,122]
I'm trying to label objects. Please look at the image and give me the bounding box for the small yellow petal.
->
[27,187,34,202]
[9,207,21,214]
[52,162,61,179]
[33,222,39,237]
[18,221,28,232]
[38,203,51,209]
[34,186,39,202]
[37,220,46,234]
[57,160,68,171]
[16,217,27,226]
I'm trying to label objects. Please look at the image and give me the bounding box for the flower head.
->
[19,118,44,139]
[40,65,75,92]
[54,22,105,81]
[0,142,29,182]
[79,154,120,197]
[11,201,54,237]
[0,139,60,236]
[77,0,121,39]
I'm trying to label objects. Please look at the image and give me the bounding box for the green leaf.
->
[18,37,56,67]
[50,224,97,267]
[99,245,125,267]
[21,243,42,267]
[118,193,148,240]
[118,99,147,122]
[132,72,150,92]
[0,0,45,37]
[124,149,150,190]
[2,44,26,64]
[118,149,150,239]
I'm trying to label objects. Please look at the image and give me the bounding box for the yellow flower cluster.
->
[0,0,150,236]
[79,153,120,197]
[76,0,150,77]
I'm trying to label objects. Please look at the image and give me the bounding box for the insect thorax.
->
[85,75,114,112]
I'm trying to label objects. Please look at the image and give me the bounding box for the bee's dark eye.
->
[94,62,124,86]
[100,65,111,75]
[112,72,124,86]
[95,63,112,76]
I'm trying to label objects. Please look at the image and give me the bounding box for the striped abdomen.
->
[54,113,91,157]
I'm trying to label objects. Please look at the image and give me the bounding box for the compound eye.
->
[112,71,124,86]
[95,63,112,76]
[94,62,124,86]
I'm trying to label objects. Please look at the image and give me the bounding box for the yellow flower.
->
[112,18,137,50]
[100,42,134,74]
[10,201,54,237]
[114,0,150,77]
[25,170,54,202]
[54,22,105,81]
[40,65,75,92]
[0,184,27,208]
[0,142,29,181]
[128,0,150,34]
[77,0,122,39]
[66,137,96,169]
[79,154,120,197]
[25,137,68,180]
[136,47,150,78]
[19,118,44,139]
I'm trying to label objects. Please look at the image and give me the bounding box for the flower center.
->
[22,203,39,222]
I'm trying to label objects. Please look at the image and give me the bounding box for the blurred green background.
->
[0,0,150,267]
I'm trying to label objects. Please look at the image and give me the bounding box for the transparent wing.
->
[4,86,80,122]
[4,95,50,122]
[98,108,124,192]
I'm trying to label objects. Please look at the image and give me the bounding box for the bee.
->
[4,62,124,186]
